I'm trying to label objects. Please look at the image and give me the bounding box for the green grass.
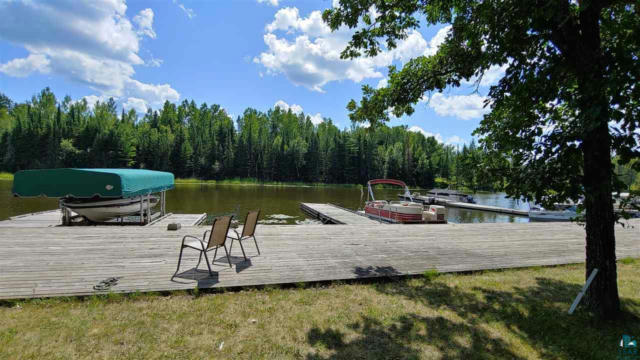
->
[0,172,13,181]
[1,261,639,359]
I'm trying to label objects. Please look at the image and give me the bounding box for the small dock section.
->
[300,203,381,224]
[0,210,64,227]
[148,213,207,227]
[0,210,207,228]
[401,194,529,216]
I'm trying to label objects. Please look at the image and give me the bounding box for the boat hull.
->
[364,202,424,223]
[62,197,159,222]
[528,211,576,222]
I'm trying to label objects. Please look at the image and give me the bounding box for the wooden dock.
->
[0,210,207,228]
[300,203,381,224]
[0,220,638,300]
[400,194,529,216]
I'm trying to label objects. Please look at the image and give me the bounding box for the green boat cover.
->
[12,168,174,198]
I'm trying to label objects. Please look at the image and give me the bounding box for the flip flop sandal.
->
[93,277,121,291]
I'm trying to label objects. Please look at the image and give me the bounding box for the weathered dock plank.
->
[300,203,381,224]
[0,220,638,299]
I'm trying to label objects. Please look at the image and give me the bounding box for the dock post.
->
[146,193,151,224]
[161,191,166,216]
[140,196,144,225]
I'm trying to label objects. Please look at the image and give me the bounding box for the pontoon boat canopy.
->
[12,168,174,198]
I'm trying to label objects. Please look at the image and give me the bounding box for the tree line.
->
[0,88,636,191]
[0,88,627,191]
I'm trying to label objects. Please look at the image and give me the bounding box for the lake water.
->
[0,180,531,224]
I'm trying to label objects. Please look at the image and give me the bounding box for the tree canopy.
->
[324,0,639,318]
[0,88,499,191]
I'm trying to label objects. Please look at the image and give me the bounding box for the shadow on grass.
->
[306,276,640,359]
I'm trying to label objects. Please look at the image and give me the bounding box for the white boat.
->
[528,204,578,222]
[425,188,476,203]
[61,196,159,222]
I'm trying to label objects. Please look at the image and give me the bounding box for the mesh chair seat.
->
[229,210,261,261]
[172,215,234,278]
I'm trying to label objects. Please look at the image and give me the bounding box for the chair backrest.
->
[241,210,260,237]
[207,215,233,248]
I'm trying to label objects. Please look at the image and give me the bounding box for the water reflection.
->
[0,181,530,224]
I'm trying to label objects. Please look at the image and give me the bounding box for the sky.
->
[0,0,506,146]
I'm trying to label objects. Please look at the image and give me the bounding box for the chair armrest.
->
[202,230,211,241]
[182,234,205,247]
[233,229,241,239]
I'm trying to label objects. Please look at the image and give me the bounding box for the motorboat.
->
[528,204,578,222]
[364,179,428,223]
[426,188,476,203]
[61,196,159,222]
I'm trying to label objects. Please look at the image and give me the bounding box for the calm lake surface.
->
[0,180,531,224]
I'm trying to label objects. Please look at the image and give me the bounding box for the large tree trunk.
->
[582,119,620,319]
[577,0,620,319]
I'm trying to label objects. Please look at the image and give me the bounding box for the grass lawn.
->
[1,260,639,359]
[0,172,13,181]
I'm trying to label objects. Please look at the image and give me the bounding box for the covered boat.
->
[364,179,426,223]
[12,168,174,224]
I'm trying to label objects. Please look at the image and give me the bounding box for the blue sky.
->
[0,0,506,145]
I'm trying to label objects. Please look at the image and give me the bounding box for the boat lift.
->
[13,168,174,225]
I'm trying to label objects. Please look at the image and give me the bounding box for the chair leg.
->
[202,250,213,276]
[213,246,218,265]
[253,236,260,255]
[229,238,234,254]
[238,239,247,260]
[173,246,185,278]
[196,251,203,270]
[223,244,232,268]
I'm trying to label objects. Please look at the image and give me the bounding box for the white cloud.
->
[376,78,388,89]
[127,79,179,108]
[274,100,324,124]
[462,64,507,87]
[308,113,323,125]
[445,135,465,145]
[409,126,443,143]
[409,126,467,145]
[258,0,280,7]
[123,97,148,114]
[427,93,489,120]
[255,8,445,92]
[0,54,50,77]
[0,0,179,109]
[81,94,111,109]
[274,99,303,114]
[173,0,195,19]
[146,57,163,67]
[133,9,156,39]
[423,26,451,56]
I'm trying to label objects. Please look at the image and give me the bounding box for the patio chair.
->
[174,215,234,277]
[228,210,261,261]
